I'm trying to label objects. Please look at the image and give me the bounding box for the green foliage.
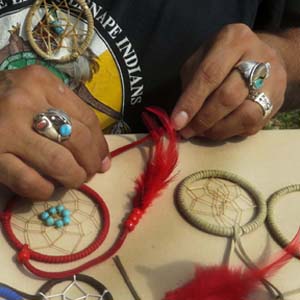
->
[265,110,300,129]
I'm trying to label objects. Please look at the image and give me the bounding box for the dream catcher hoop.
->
[267,184,300,258]
[25,0,94,62]
[176,170,267,237]
[0,274,113,300]
[0,107,178,279]
[1,185,109,265]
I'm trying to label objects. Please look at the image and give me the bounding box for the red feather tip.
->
[164,230,300,300]
[133,107,179,211]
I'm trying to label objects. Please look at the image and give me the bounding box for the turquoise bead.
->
[59,124,72,137]
[40,211,49,220]
[63,216,71,225]
[45,217,55,226]
[62,209,71,217]
[56,204,65,213]
[55,219,64,228]
[48,207,57,215]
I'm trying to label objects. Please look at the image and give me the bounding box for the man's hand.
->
[171,23,287,140]
[0,65,110,200]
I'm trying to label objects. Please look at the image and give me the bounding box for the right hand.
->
[0,65,110,201]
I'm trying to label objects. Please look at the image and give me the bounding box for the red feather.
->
[164,230,300,300]
[132,106,178,211]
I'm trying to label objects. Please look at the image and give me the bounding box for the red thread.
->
[0,107,178,279]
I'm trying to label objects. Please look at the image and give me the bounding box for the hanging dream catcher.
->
[25,0,94,63]
[164,170,300,300]
[0,274,113,300]
[0,107,179,279]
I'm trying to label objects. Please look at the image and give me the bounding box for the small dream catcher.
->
[164,170,300,300]
[0,107,179,280]
[25,0,94,63]
[0,274,113,300]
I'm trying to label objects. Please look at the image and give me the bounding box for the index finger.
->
[171,24,253,130]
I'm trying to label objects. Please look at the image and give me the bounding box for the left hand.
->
[171,23,287,140]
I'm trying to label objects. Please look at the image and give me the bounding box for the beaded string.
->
[0,107,178,279]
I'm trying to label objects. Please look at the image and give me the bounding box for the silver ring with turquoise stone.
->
[236,61,271,91]
[33,108,72,143]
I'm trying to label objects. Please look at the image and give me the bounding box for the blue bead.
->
[59,124,72,137]
[45,217,55,226]
[63,216,71,225]
[48,207,57,215]
[62,209,71,217]
[55,219,64,228]
[40,211,49,220]
[56,204,65,213]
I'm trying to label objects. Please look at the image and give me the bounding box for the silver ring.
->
[249,92,273,118]
[236,61,271,91]
[33,109,72,142]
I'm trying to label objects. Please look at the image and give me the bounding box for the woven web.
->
[31,0,89,57]
[40,276,110,300]
[184,178,256,227]
[11,189,102,256]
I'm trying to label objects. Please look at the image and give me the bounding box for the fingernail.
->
[180,127,195,139]
[100,156,111,172]
[172,111,189,130]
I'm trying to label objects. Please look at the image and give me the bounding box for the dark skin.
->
[0,65,110,200]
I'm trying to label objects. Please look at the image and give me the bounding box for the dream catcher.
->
[0,107,178,280]
[265,184,300,299]
[25,0,94,63]
[164,170,300,300]
[0,274,112,300]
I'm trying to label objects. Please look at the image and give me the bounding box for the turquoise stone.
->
[63,216,71,225]
[254,78,264,89]
[40,211,49,220]
[55,219,64,228]
[62,209,71,217]
[46,217,55,226]
[56,204,65,214]
[59,124,72,137]
[48,207,57,215]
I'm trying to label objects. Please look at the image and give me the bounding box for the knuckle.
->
[241,109,261,130]
[199,61,223,87]
[223,23,252,40]
[218,86,244,109]
[265,47,278,62]
[83,109,99,128]
[48,148,70,174]
[12,171,36,197]
[223,23,255,44]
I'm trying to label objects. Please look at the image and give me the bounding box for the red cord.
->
[0,108,178,279]
[0,134,151,278]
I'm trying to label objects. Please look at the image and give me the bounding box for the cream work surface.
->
[0,131,300,300]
